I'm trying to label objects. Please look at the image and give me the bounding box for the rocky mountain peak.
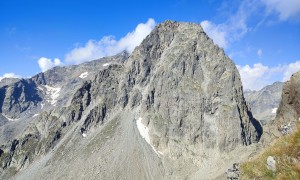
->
[0,21,263,179]
[122,20,262,161]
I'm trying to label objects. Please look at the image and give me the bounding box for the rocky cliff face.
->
[0,79,42,119]
[258,72,300,147]
[275,72,300,133]
[0,21,262,179]
[244,82,283,124]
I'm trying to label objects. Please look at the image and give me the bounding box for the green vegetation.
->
[241,124,300,179]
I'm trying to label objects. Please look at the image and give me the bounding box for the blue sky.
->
[0,0,300,90]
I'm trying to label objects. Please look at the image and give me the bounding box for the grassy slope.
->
[241,124,300,179]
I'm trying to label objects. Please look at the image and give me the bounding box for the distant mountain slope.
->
[244,81,284,124]
[0,51,128,144]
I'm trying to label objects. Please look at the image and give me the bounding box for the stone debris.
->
[279,122,296,135]
[266,156,276,172]
[227,163,240,180]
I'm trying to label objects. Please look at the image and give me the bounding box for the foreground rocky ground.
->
[241,71,300,179]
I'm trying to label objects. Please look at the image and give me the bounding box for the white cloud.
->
[0,73,21,81]
[282,61,300,81]
[237,60,300,90]
[36,18,156,71]
[257,49,263,58]
[200,20,227,48]
[38,57,63,72]
[237,63,271,90]
[261,0,300,20]
[65,18,156,65]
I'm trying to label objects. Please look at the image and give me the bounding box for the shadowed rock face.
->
[0,21,262,179]
[0,79,42,118]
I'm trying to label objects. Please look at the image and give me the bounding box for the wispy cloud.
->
[6,27,17,35]
[201,0,300,49]
[257,49,263,59]
[201,0,257,49]
[237,60,300,90]
[261,0,300,21]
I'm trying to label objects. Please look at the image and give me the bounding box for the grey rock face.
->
[275,72,300,131]
[244,81,283,124]
[0,79,42,119]
[0,21,262,179]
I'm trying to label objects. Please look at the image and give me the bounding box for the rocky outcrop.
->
[274,72,300,134]
[0,78,20,88]
[244,81,283,124]
[0,79,42,119]
[0,112,61,171]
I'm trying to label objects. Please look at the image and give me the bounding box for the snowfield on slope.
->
[136,117,163,156]
[44,85,61,106]
[33,114,39,117]
[103,63,110,67]
[1,113,20,121]
[79,72,89,79]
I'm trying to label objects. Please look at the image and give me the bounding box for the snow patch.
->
[82,133,87,138]
[33,113,39,117]
[37,86,44,91]
[41,103,45,109]
[1,113,19,121]
[158,151,163,155]
[272,108,278,114]
[103,63,110,67]
[79,72,89,79]
[44,85,61,106]
[136,117,162,156]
